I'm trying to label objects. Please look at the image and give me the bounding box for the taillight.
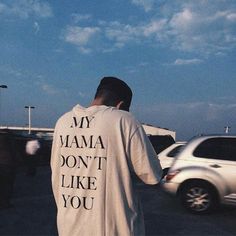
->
[165,170,180,181]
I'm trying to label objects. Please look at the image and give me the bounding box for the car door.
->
[192,137,236,203]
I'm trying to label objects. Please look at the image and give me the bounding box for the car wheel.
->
[180,181,217,214]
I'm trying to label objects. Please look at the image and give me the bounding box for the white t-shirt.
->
[51,104,162,236]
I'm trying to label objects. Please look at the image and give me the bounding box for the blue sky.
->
[0,0,236,140]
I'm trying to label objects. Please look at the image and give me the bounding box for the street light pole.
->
[224,126,231,134]
[25,106,35,134]
[0,85,8,126]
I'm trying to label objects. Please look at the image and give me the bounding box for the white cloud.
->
[64,26,100,46]
[208,10,236,22]
[143,19,167,37]
[138,1,236,55]
[104,21,142,48]
[34,21,40,34]
[0,0,53,19]
[63,26,100,53]
[174,58,203,65]
[168,8,206,52]
[78,47,92,54]
[102,19,168,50]
[227,12,236,22]
[131,0,155,12]
[30,0,52,18]
[41,84,58,95]
[170,8,194,31]
[62,1,236,56]
[165,2,236,54]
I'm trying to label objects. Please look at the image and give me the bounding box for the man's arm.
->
[129,125,163,184]
[50,123,61,206]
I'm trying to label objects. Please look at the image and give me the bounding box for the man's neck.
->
[90,97,104,107]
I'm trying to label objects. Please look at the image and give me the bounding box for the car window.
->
[148,135,175,154]
[167,145,184,157]
[193,137,236,161]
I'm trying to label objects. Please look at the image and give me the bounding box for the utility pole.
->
[0,85,8,126]
[25,106,35,134]
[224,126,230,134]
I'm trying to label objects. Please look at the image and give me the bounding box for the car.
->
[157,142,186,178]
[162,135,236,214]
[148,135,175,154]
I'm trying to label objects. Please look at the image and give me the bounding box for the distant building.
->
[142,124,176,140]
[0,124,176,141]
[0,125,176,157]
[0,126,54,140]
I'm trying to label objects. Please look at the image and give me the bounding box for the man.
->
[51,76,162,236]
[0,130,16,209]
[25,135,41,176]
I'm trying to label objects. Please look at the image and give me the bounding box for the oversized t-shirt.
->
[51,104,162,236]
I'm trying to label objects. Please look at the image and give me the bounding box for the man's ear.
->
[116,101,129,111]
[116,101,124,110]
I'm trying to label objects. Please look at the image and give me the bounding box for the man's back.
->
[51,104,161,236]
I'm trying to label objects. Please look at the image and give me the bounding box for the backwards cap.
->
[96,76,132,111]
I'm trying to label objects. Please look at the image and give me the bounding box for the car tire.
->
[180,181,218,214]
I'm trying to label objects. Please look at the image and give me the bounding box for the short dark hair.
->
[95,89,121,106]
[95,77,132,111]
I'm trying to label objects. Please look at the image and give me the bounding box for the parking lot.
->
[0,166,236,236]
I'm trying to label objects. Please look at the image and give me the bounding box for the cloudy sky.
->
[0,0,236,140]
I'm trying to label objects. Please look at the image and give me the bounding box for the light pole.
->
[0,85,8,126]
[25,106,35,134]
[224,126,231,134]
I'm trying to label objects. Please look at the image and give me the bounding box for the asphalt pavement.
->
[0,166,57,236]
[0,166,236,236]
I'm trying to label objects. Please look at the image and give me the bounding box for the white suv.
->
[157,142,186,178]
[163,135,236,214]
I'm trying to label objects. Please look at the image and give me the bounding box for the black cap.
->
[96,76,132,111]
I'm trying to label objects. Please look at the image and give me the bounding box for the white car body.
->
[158,142,186,170]
[163,135,236,213]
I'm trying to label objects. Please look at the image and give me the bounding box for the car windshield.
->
[167,145,185,157]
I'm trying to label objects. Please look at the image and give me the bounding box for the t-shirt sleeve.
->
[50,121,61,206]
[129,124,163,184]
